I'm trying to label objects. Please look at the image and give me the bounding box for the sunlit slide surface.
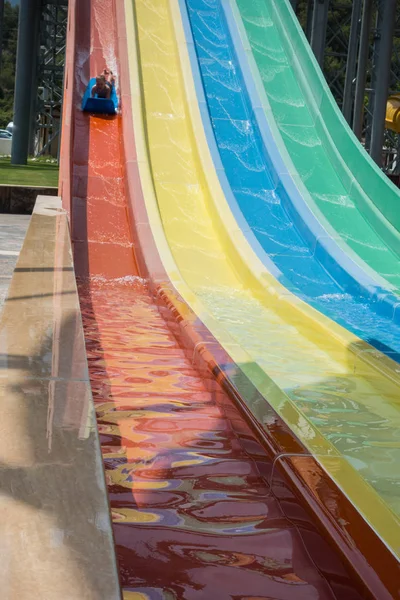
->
[129,0,400,561]
[58,0,379,596]
[183,0,400,362]
[234,0,400,294]
[59,0,400,595]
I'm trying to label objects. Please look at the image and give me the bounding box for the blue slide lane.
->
[180,0,400,361]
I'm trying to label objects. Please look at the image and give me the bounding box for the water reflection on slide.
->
[60,0,371,597]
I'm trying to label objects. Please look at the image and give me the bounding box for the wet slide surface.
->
[184,0,400,360]
[66,0,365,597]
[132,0,400,554]
[235,0,400,292]
[80,280,357,599]
[181,0,400,536]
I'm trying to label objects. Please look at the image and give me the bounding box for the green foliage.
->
[295,0,309,30]
[0,1,19,129]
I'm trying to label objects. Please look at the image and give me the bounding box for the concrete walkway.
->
[0,214,30,310]
[0,198,121,599]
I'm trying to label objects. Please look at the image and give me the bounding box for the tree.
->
[0,1,19,128]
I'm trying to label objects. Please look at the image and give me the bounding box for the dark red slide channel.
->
[59,0,372,598]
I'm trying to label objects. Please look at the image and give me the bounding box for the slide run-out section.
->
[58,0,375,597]
[234,0,400,294]
[182,0,400,363]
[129,0,400,565]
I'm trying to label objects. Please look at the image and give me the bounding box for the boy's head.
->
[96,75,106,89]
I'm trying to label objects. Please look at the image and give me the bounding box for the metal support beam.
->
[29,4,41,155]
[370,0,396,166]
[0,0,5,71]
[34,0,68,157]
[353,0,373,140]
[310,0,329,67]
[11,0,40,165]
[342,0,362,125]
[305,0,314,42]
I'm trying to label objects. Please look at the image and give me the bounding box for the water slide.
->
[59,0,399,596]
[184,0,400,360]
[179,0,400,526]
[231,0,400,300]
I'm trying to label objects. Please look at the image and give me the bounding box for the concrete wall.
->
[0,186,58,213]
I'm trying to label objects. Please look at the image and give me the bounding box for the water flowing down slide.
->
[131,0,400,560]
[182,0,400,361]
[231,0,400,295]
[59,0,399,597]
[177,0,400,538]
[175,0,400,579]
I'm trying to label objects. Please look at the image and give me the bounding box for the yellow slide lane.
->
[125,0,400,556]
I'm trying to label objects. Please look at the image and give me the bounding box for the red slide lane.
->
[59,0,371,598]
[61,0,137,278]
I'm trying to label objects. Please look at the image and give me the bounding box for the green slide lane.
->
[235,0,400,291]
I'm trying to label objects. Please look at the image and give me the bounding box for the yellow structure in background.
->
[386,94,400,132]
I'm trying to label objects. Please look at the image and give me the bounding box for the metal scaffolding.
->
[35,0,68,157]
[383,8,400,177]
[310,0,330,67]
[353,0,373,140]
[369,0,396,165]
[295,0,400,175]
[11,0,67,165]
[342,0,362,124]
[9,0,399,173]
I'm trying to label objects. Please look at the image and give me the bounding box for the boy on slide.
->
[103,69,116,89]
[91,74,111,99]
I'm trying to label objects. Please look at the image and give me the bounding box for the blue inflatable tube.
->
[82,77,118,114]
